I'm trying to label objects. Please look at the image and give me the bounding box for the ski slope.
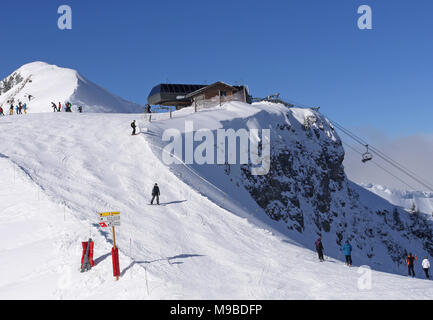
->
[1,110,433,300]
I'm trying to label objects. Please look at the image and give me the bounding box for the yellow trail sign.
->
[98,212,121,228]
[99,212,120,217]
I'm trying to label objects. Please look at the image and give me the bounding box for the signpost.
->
[98,212,121,281]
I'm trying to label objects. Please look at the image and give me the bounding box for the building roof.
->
[147,83,207,106]
[185,81,238,99]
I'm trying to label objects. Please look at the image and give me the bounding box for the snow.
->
[1,62,433,299]
[0,62,142,114]
[362,184,433,215]
[1,108,433,299]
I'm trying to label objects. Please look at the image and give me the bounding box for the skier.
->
[78,106,83,113]
[131,120,137,135]
[145,104,152,114]
[9,105,14,115]
[51,102,58,112]
[422,257,430,279]
[151,183,160,205]
[58,102,62,112]
[342,241,353,266]
[23,103,27,114]
[15,105,19,115]
[406,253,418,278]
[0,106,4,116]
[315,237,325,262]
[18,102,23,115]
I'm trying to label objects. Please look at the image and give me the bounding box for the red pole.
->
[112,226,120,281]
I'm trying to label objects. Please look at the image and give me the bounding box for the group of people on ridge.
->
[1,101,84,116]
[315,237,431,279]
[51,101,81,113]
[0,101,28,116]
[406,253,431,279]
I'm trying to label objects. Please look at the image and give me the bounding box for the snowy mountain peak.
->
[0,62,142,113]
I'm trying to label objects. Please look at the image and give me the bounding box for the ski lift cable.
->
[314,110,429,183]
[342,141,419,191]
[343,141,417,191]
[259,97,433,192]
[327,117,430,185]
[336,124,433,192]
[284,100,433,191]
[328,118,433,192]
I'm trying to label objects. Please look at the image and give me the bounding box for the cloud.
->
[341,129,433,192]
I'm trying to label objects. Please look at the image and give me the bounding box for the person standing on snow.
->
[131,120,137,135]
[0,106,4,116]
[315,237,325,262]
[23,103,27,114]
[58,102,62,112]
[145,104,152,114]
[422,257,430,279]
[406,253,418,278]
[151,183,160,205]
[342,241,353,266]
[9,105,14,115]
[51,102,57,112]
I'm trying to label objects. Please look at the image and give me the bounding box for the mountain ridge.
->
[0,61,142,114]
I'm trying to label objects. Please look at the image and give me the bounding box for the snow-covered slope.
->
[1,101,433,299]
[145,102,433,274]
[0,62,142,113]
[362,184,433,215]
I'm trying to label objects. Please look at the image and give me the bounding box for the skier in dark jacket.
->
[151,183,160,205]
[145,104,152,114]
[342,241,353,266]
[315,237,325,262]
[406,253,418,277]
[131,120,137,135]
[0,106,4,116]
[51,102,58,112]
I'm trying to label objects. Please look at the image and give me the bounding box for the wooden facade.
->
[186,81,247,107]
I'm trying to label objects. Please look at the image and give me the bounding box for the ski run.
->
[1,62,433,300]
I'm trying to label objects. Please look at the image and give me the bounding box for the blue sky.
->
[1,0,433,137]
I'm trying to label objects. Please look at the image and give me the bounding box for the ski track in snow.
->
[1,110,433,299]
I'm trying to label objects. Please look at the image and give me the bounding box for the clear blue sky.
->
[1,0,432,136]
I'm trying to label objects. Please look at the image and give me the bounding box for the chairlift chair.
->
[362,145,373,163]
